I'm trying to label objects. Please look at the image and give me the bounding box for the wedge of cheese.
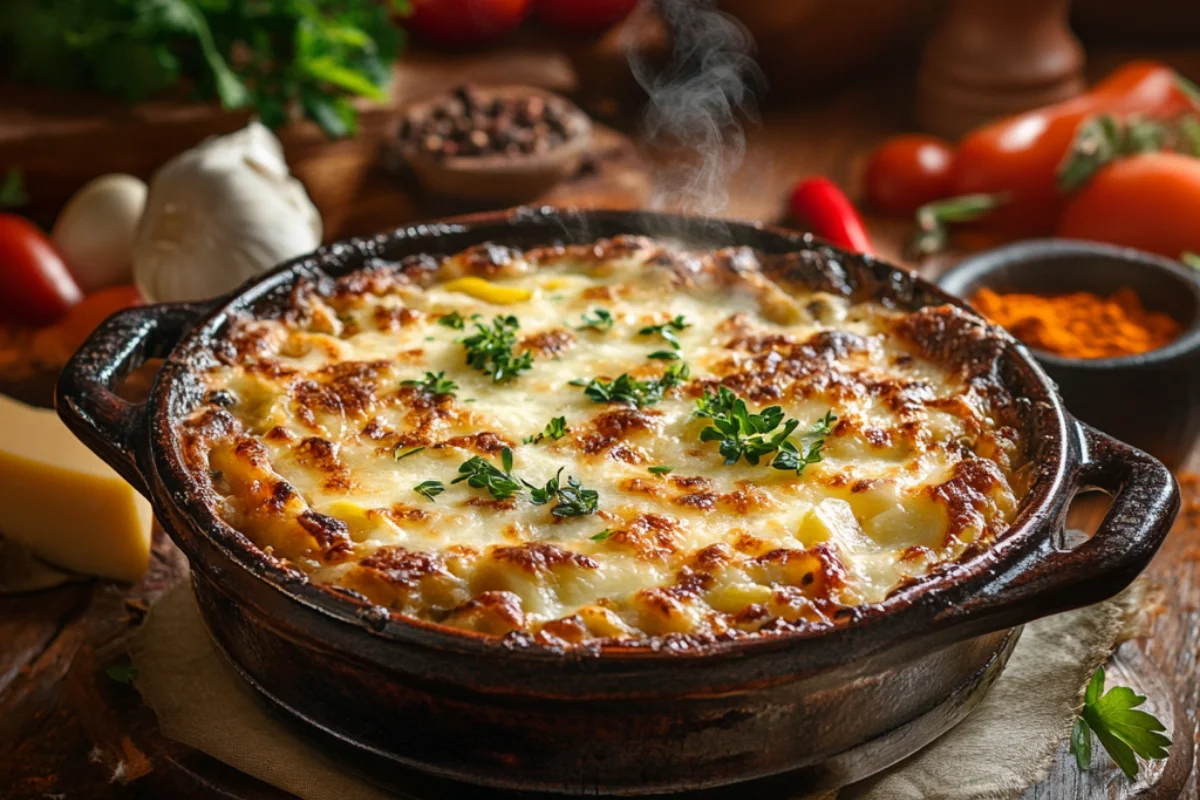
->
[0,395,151,581]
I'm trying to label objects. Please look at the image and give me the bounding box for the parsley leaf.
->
[401,371,458,397]
[461,315,534,382]
[1070,666,1171,780]
[590,528,613,542]
[576,362,690,409]
[438,311,467,330]
[104,664,139,684]
[638,314,690,350]
[394,445,425,460]
[576,308,614,332]
[648,465,673,476]
[524,416,569,444]
[523,468,599,517]
[696,387,835,474]
[451,448,522,500]
[413,480,445,501]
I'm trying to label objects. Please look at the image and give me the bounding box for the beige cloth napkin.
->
[130,583,1133,800]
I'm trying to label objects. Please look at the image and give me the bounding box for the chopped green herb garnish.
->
[452,448,522,500]
[647,350,679,361]
[577,362,690,409]
[590,528,613,542]
[461,315,534,382]
[1070,666,1170,780]
[524,468,599,517]
[438,311,466,330]
[413,480,445,501]
[1182,252,1200,270]
[648,465,674,476]
[401,371,458,397]
[104,664,139,684]
[638,314,690,350]
[524,416,569,444]
[576,308,615,332]
[0,169,28,209]
[394,446,425,460]
[695,386,835,474]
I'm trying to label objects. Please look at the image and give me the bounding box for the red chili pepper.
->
[788,177,875,255]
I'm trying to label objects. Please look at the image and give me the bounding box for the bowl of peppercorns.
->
[393,84,593,202]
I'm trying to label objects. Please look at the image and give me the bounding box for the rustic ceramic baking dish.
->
[56,208,1179,797]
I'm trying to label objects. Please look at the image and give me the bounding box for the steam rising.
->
[625,0,762,216]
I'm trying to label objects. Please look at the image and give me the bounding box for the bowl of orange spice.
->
[939,239,1200,468]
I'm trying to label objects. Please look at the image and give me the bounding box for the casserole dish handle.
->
[56,302,210,497]
[930,422,1179,639]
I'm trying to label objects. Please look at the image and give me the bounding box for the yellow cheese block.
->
[0,395,151,581]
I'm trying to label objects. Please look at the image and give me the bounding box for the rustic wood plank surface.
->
[2,49,1199,800]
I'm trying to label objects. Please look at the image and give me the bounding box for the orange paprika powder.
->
[970,287,1180,359]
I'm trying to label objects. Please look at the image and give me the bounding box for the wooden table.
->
[2,56,1198,800]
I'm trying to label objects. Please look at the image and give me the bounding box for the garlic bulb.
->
[133,122,322,303]
[52,174,147,291]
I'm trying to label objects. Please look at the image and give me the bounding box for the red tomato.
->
[407,0,532,46]
[0,215,82,326]
[951,61,1195,236]
[863,135,954,214]
[1056,152,1200,259]
[533,0,638,34]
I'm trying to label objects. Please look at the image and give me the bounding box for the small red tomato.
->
[863,134,954,214]
[407,0,532,47]
[0,214,83,326]
[533,0,639,34]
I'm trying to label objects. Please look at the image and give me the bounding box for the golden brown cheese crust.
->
[181,236,1029,647]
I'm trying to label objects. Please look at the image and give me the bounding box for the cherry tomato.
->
[863,134,954,214]
[406,0,531,47]
[951,61,1196,236]
[533,0,638,34]
[0,214,82,326]
[1056,152,1200,258]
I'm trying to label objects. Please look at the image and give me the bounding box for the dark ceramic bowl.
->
[939,239,1200,470]
[56,210,1180,796]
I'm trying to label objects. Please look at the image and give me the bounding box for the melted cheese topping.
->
[184,237,1026,646]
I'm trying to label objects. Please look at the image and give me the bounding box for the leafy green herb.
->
[524,416,569,444]
[576,308,614,332]
[648,465,674,476]
[461,315,534,382]
[911,193,1009,258]
[1070,667,1170,780]
[0,0,407,139]
[438,311,466,330]
[638,314,690,350]
[401,371,458,397]
[695,387,835,474]
[452,448,522,500]
[413,480,445,501]
[394,446,425,460]
[1182,252,1200,270]
[576,362,690,409]
[104,664,139,684]
[647,350,680,361]
[590,528,613,542]
[523,468,599,517]
[0,170,29,208]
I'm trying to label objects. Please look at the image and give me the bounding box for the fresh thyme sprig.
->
[413,480,445,501]
[576,308,614,332]
[638,314,690,350]
[437,311,467,330]
[451,447,522,499]
[695,386,835,474]
[572,362,690,409]
[461,315,534,382]
[401,371,458,397]
[524,468,599,517]
[524,416,569,444]
[1070,666,1171,780]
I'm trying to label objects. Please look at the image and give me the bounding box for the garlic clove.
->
[52,174,148,292]
[133,123,322,303]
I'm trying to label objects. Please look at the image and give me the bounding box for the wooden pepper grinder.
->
[917,0,1085,139]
